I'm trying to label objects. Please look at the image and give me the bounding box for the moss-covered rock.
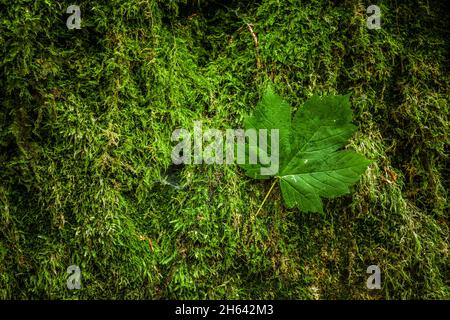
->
[0,0,448,299]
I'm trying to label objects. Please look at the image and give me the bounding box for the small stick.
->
[247,23,262,69]
[148,238,154,252]
[139,235,154,252]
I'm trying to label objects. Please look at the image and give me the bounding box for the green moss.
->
[0,0,448,299]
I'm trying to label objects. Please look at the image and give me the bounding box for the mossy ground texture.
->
[0,0,449,299]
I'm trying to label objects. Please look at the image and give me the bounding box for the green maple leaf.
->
[240,88,371,213]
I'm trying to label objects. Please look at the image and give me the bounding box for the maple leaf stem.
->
[255,177,278,216]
